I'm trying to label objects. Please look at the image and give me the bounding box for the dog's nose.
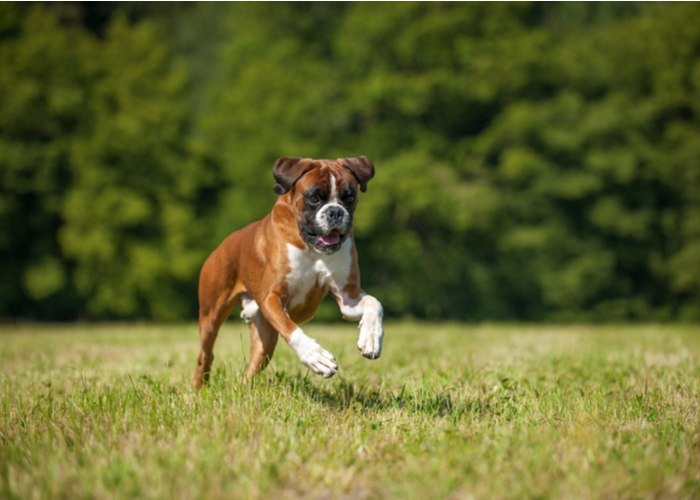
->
[326,206,344,223]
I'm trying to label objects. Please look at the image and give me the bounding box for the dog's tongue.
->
[319,230,340,246]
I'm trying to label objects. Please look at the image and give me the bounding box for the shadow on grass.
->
[268,371,498,421]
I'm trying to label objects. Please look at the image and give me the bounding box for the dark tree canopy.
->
[2,2,700,321]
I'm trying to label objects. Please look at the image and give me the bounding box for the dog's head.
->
[272,156,375,254]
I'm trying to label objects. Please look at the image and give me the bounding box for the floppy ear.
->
[272,157,314,195]
[340,156,375,193]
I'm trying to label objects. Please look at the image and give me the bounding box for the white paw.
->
[240,295,259,323]
[357,319,383,359]
[289,328,338,378]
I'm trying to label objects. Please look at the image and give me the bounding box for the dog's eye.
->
[308,195,320,204]
[345,196,355,205]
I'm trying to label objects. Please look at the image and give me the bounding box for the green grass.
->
[1,322,699,499]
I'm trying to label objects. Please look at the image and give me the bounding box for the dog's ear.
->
[273,157,314,195]
[340,156,375,193]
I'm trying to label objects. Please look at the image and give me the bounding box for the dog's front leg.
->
[333,288,384,359]
[260,292,338,378]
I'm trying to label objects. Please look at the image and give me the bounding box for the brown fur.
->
[191,158,374,389]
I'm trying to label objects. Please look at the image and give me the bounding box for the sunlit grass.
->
[1,322,699,499]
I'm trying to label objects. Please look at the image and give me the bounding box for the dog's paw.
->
[357,319,383,360]
[240,295,259,323]
[289,328,338,378]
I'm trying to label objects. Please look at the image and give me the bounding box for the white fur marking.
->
[240,294,259,323]
[329,173,337,202]
[337,292,384,359]
[314,173,351,233]
[315,203,349,233]
[286,239,352,310]
[288,327,338,378]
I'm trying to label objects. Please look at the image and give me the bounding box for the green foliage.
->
[198,2,700,321]
[58,17,202,320]
[0,5,87,318]
[0,5,207,319]
[468,3,700,320]
[2,3,700,320]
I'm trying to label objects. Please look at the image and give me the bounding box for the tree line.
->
[2,2,700,322]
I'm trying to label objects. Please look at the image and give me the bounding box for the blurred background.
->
[2,2,700,323]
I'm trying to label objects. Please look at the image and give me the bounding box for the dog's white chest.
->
[286,239,352,308]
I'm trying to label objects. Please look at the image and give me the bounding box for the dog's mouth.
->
[318,229,342,246]
[305,229,347,252]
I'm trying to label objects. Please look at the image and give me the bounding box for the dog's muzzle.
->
[303,203,352,253]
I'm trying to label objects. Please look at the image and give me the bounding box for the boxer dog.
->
[191,156,384,389]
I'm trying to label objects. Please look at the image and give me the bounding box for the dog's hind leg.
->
[244,306,279,381]
[191,298,236,391]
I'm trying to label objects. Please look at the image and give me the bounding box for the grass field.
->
[1,321,699,499]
